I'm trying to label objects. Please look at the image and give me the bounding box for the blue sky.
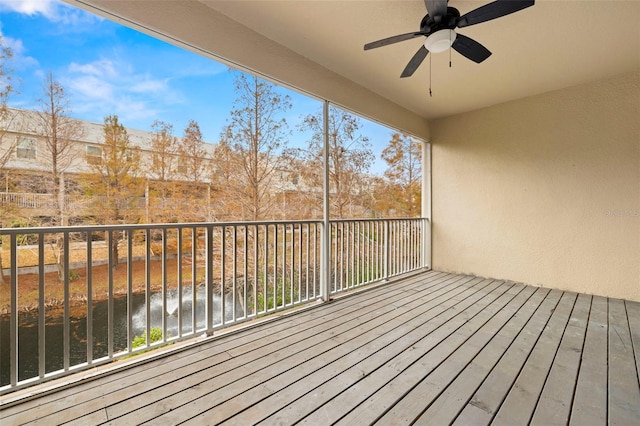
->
[0,0,394,173]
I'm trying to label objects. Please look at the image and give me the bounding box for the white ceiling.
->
[69,0,640,134]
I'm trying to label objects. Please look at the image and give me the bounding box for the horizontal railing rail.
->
[0,192,147,211]
[0,218,427,394]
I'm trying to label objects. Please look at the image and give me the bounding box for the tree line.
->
[1,35,422,229]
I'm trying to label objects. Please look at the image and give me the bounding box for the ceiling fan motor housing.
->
[420,7,461,34]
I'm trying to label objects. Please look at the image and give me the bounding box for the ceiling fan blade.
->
[424,0,448,18]
[401,45,429,78]
[364,32,425,50]
[451,34,491,63]
[457,0,535,28]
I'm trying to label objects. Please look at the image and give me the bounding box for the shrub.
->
[132,327,163,349]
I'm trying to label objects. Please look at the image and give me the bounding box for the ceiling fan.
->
[364,0,535,78]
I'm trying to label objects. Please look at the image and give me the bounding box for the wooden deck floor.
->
[1,271,639,425]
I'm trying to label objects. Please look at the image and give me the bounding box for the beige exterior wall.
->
[429,70,640,301]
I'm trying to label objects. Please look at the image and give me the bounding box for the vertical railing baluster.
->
[264,225,268,313]
[127,230,133,352]
[366,221,370,283]
[333,222,338,293]
[107,230,114,359]
[161,228,167,342]
[63,232,70,370]
[383,220,389,281]
[298,223,302,303]
[353,222,357,286]
[281,224,286,308]
[291,224,296,304]
[38,233,45,378]
[406,221,410,272]
[313,223,318,298]
[206,225,214,332]
[177,227,183,338]
[191,226,197,333]
[220,226,226,324]
[400,220,404,273]
[304,223,316,300]
[290,224,294,306]
[350,222,355,288]
[273,225,278,310]
[360,221,364,285]
[232,225,237,323]
[86,233,93,363]
[145,228,151,347]
[354,221,358,286]
[253,225,258,317]
[10,234,17,386]
[243,225,248,320]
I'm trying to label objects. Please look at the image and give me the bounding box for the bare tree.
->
[0,34,18,191]
[146,120,180,222]
[148,120,178,182]
[220,72,292,221]
[34,72,83,226]
[380,132,422,216]
[172,120,211,221]
[32,72,83,280]
[210,139,243,220]
[0,34,16,284]
[83,115,142,268]
[295,106,374,218]
[179,119,208,183]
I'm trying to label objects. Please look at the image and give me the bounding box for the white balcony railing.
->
[0,218,428,394]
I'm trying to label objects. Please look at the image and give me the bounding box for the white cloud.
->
[0,0,101,26]
[130,78,168,94]
[65,57,179,125]
[67,74,113,100]
[0,0,57,17]
[69,58,117,78]
[0,33,39,70]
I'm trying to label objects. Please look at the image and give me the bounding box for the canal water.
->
[0,287,236,386]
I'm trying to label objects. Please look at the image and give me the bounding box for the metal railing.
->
[330,218,426,294]
[0,218,427,394]
[0,192,146,211]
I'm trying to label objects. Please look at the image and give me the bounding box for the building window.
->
[86,145,102,164]
[16,137,36,160]
[177,158,187,174]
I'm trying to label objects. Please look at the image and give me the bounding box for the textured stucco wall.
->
[429,70,640,301]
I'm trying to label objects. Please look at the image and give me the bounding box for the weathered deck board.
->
[570,295,608,426]
[627,300,640,385]
[491,291,578,425]
[204,278,495,425]
[1,271,639,426]
[608,298,640,426]
[530,293,591,425]
[452,289,563,426]
[412,287,549,425]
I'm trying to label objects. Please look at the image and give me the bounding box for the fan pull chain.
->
[429,54,433,97]
[449,32,452,67]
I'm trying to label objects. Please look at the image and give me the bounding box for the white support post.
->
[421,140,432,270]
[320,100,331,301]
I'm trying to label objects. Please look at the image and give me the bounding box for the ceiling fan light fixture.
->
[424,29,456,53]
